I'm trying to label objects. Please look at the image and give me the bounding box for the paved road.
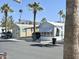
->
[0,39,63,59]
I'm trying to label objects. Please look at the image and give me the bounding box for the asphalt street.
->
[0,39,63,59]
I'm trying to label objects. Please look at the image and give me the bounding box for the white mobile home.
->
[12,24,39,38]
[39,21,64,44]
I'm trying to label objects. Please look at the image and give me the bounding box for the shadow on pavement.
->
[18,37,33,42]
[30,44,62,47]
[24,39,33,42]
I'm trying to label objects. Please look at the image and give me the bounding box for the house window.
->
[51,32,53,37]
[22,29,26,32]
[44,32,46,36]
[61,31,63,36]
[41,32,43,36]
[47,32,50,37]
[56,28,59,36]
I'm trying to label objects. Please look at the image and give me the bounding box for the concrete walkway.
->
[0,39,63,59]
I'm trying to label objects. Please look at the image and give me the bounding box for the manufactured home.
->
[12,24,39,38]
[39,21,64,44]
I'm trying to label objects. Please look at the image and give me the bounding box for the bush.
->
[32,32,41,41]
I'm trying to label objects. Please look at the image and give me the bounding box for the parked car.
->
[1,31,12,39]
[1,32,7,39]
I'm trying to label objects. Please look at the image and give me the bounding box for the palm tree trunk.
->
[64,0,79,59]
[19,13,22,23]
[63,18,65,23]
[5,11,7,32]
[60,15,61,22]
[33,10,36,33]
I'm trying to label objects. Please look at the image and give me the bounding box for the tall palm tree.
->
[64,0,79,59]
[14,0,23,23]
[19,9,23,23]
[28,2,43,33]
[58,10,63,22]
[0,4,13,32]
[62,14,66,22]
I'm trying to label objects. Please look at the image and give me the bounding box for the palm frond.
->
[19,9,22,12]
[28,2,43,11]
[58,10,63,15]
[0,8,3,13]
[37,7,43,11]
[28,4,33,8]
[0,4,13,13]
[9,8,14,12]
[62,14,66,18]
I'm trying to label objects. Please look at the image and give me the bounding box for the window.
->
[61,31,63,36]
[56,28,60,36]
[22,29,26,32]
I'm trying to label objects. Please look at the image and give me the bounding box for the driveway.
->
[0,38,63,59]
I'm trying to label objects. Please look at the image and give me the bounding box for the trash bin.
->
[52,38,56,45]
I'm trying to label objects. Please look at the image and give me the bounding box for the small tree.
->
[0,4,13,32]
[1,16,14,31]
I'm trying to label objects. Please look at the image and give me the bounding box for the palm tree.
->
[28,2,43,33]
[62,14,66,22]
[19,9,23,23]
[64,0,79,59]
[58,10,63,22]
[7,16,14,31]
[41,18,47,23]
[14,0,23,23]
[1,16,14,31]
[0,4,13,32]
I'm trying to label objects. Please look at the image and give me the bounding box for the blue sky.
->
[0,0,66,22]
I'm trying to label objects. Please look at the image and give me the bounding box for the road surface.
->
[0,39,63,59]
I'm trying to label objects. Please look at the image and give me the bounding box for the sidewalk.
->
[0,38,22,42]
